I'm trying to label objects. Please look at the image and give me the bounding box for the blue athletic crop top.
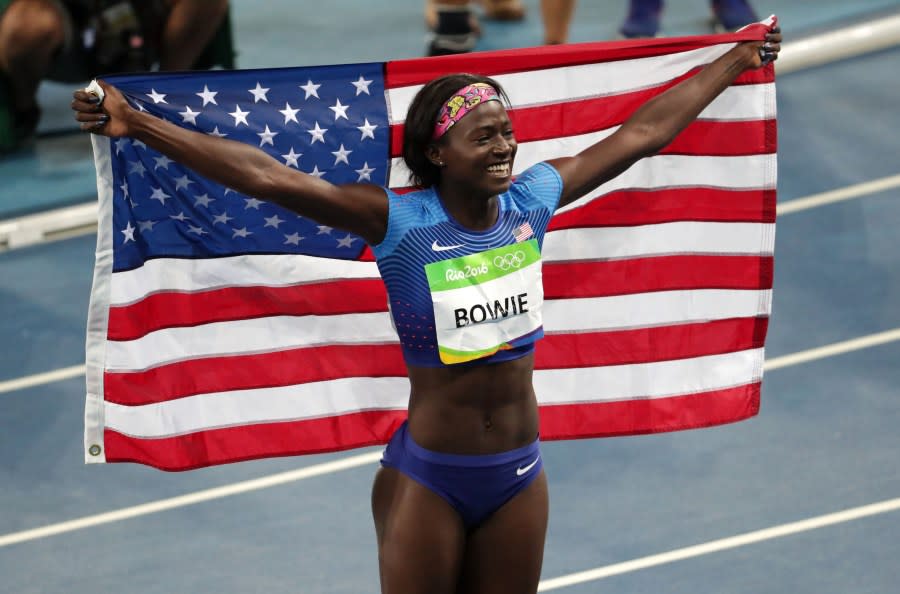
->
[371,161,563,367]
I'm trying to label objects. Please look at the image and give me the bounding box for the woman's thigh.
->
[456,470,549,594]
[372,466,467,594]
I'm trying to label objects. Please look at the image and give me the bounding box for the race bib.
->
[425,240,543,364]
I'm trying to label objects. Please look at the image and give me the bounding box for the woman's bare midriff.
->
[404,353,539,455]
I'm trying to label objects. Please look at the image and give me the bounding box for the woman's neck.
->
[437,183,499,231]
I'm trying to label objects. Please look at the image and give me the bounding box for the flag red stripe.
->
[537,317,768,369]
[549,188,777,229]
[106,254,769,340]
[538,383,760,439]
[103,409,408,472]
[107,279,389,341]
[103,317,766,405]
[390,93,773,157]
[104,343,408,405]
[102,382,759,471]
[543,255,773,298]
[385,34,775,87]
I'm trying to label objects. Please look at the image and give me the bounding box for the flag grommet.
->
[88,444,102,456]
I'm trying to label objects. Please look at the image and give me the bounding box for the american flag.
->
[85,19,777,470]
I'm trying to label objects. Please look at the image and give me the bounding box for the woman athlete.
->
[72,25,781,594]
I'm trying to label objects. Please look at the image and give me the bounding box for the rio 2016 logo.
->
[444,250,527,282]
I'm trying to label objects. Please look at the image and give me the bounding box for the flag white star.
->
[146,89,167,104]
[194,193,214,207]
[264,214,285,228]
[317,225,333,234]
[249,82,270,103]
[282,147,301,168]
[279,102,300,124]
[114,138,129,155]
[307,122,327,144]
[188,225,208,235]
[351,75,373,96]
[196,85,218,106]
[174,175,194,191]
[121,221,136,243]
[153,155,173,170]
[300,79,321,99]
[149,187,170,204]
[128,161,147,177]
[120,181,129,198]
[336,234,357,248]
[355,162,375,182]
[209,126,228,138]
[229,105,250,126]
[232,227,253,238]
[179,105,200,125]
[170,211,189,222]
[212,211,233,225]
[308,165,326,178]
[284,232,303,245]
[329,98,349,121]
[257,125,278,147]
[132,139,147,150]
[137,220,157,232]
[244,197,264,209]
[357,118,377,141]
[331,144,352,165]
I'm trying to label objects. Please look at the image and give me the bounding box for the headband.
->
[432,82,501,140]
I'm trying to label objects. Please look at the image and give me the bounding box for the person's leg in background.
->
[159,0,229,70]
[619,0,662,38]
[0,0,67,151]
[540,0,577,45]
[710,0,757,32]
[619,0,759,39]
[425,0,479,56]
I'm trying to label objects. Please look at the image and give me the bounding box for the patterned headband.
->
[432,82,501,140]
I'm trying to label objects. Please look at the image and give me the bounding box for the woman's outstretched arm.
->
[71,80,389,244]
[548,26,781,208]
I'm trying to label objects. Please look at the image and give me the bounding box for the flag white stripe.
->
[108,222,772,304]
[390,151,775,192]
[387,43,740,121]
[109,254,380,305]
[104,289,770,371]
[103,348,763,438]
[544,222,775,261]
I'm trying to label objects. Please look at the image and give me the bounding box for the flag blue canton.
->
[104,63,389,272]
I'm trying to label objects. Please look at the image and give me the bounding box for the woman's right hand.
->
[71,80,134,138]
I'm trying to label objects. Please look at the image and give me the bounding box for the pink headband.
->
[432,82,501,140]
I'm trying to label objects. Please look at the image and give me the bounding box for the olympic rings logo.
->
[493,251,526,270]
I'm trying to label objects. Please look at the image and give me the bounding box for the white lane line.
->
[1,326,899,549]
[0,364,86,395]
[0,451,382,548]
[777,173,900,216]
[537,497,900,591]
[764,327,900,371]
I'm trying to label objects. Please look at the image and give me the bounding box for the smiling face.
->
[429,100,517,198]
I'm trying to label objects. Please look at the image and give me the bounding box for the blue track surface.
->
[2,1,899,593]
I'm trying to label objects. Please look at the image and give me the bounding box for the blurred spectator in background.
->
[0,0,234,153]
[541,0,576,44]
[425,0,582,55]
[425,0,524,56]
[538,0,758,46]
[620,0,758,38]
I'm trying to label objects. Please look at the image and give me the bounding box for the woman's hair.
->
[402,73,510,189]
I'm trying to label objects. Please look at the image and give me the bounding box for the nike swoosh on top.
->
[431,240,464,252]
[516,455,540,477]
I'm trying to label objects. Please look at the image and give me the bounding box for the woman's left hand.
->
[750,26,782,68]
